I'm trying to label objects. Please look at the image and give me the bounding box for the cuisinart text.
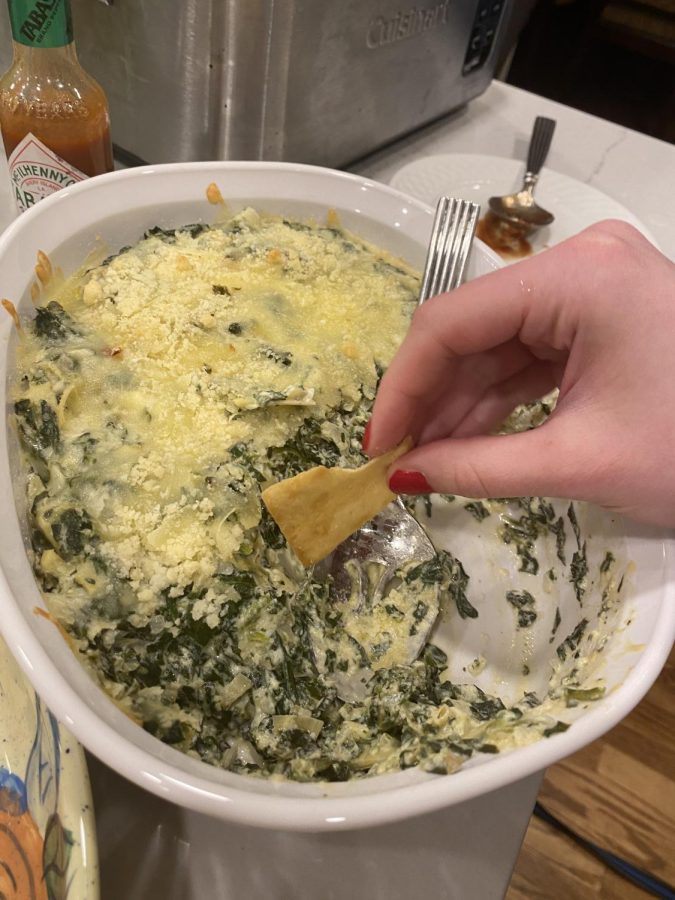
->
[366,0,450,48]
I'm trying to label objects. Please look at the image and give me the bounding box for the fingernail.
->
[389,469,433,494]
[362,419,372,453]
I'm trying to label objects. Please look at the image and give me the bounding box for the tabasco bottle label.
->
[8,0,73,49]
[8,132,86,213]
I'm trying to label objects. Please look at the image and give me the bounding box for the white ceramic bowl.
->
[0,162,673,832]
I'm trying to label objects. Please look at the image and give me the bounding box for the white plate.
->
[390,153,659,258]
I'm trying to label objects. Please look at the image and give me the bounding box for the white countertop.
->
[354,80,675,259]
[1,80,672,899]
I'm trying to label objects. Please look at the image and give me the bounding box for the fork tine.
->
[445,200,479,292]
[432,199,461,298]
[452,203,480,290]
[419,197,450,304]
[419,197,480,305]
[440,199,471,292]
[431,198,457,298]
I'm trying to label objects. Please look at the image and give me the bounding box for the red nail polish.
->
[362,420,372,453]
[389,469,433,494]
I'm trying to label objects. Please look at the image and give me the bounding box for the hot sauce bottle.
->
[0,0,113,213]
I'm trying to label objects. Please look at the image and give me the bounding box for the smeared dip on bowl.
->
[9,207,630,782]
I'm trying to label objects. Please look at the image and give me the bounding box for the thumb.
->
[387,418,599,503]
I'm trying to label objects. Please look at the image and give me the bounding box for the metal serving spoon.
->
[316,197,480,669]
[488,116,556,236]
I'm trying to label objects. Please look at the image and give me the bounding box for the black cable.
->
[533,802,675,899]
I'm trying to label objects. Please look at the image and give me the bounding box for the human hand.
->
[364,220,675,528]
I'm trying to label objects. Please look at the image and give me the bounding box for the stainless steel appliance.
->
[1,0,534,167]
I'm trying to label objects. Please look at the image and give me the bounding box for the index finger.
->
[366,239,582,456]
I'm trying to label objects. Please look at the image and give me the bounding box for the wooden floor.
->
[506,647,675,899]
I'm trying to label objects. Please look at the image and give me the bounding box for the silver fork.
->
[316,197,480,683]
[420,196,480,303]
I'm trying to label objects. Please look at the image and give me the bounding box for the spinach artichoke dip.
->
[11,208,623,783]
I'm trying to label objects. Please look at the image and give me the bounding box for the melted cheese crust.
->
[20,211,417,627]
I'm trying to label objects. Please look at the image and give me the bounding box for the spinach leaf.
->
[259,505,285,549]
[570,543,588,603]
[549,606,562,643]
[522,692,541,707]
[33,301,80,343]
[505,589,537,628]
[52,509,94,558]
[216,569,257,601]
[14,399,60,458]
[423,644,448,670]
[556,618,589,662]
[267,416,342,478]
[567,503,581,548]
[500,513,540,575]
[145,225,177,242]
[101,244,132,266]
[500,498,569,576]
[543,721,570,738]
[145,222,205,242]
[469,695,505,720]
[464,501,490,522]
[282,219,312,233]
[229,441,266,483]
[406,550,478,619]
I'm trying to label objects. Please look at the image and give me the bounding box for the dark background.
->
[502,0,674,144]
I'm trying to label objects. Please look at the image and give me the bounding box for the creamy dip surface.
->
[10,208,627,782]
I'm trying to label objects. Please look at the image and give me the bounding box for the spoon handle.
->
[526,116,556,177]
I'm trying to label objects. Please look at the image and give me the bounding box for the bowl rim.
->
[0,158,504,270]
[1,160,673,832]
